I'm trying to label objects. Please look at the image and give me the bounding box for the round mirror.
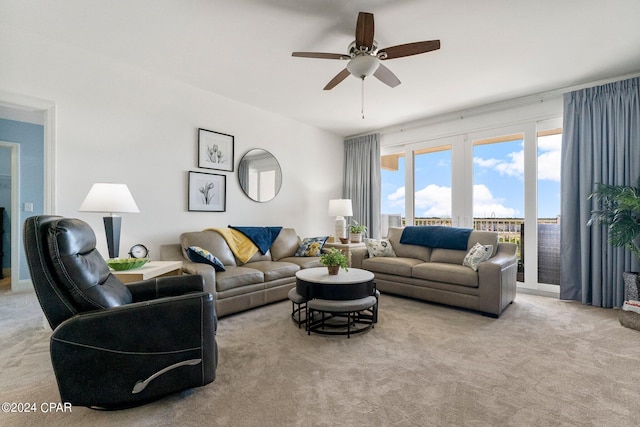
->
[238,149,282,202]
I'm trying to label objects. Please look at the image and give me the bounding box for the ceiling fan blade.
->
[374,63,401,88]
[292,52,349,60]
[355,12,375,51]
[379,40,441,60]
[323,68,351,90]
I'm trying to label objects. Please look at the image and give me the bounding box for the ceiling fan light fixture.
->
[347,55,380,79]
[291,12,440,92]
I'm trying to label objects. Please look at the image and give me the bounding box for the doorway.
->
[0,142,19,291]
[0,93,55,292]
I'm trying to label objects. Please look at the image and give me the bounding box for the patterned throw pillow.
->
[186,246,226,272]
[462,242,493,271]
[364,238,396,258]
[295,236,328,257]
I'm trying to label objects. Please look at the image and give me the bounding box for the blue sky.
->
[382,135,561,219]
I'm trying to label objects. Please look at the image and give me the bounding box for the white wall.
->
[379,95,564,149]
[0,27,344,260]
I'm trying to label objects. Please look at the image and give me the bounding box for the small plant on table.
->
[320,248,349,275]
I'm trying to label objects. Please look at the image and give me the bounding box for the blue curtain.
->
[560,77,640,307]
[343,133,381,239]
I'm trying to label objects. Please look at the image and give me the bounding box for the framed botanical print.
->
[188,171,226,212]
[198,128,234,172]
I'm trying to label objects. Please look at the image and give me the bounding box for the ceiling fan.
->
[292,12,440,90]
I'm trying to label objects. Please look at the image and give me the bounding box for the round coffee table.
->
[295,267,375,300]
[295,268,377,337]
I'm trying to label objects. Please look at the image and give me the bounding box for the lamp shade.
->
[328,199,353,217]
[79,183,140,214]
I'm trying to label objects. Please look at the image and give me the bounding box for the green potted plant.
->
[349,221,367,243]
[588,177,640,300]
[320,248,349,275]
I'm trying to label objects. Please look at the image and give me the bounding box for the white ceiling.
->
[2,0,640,137]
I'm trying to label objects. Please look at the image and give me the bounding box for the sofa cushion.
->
[186,246,226,272]
[247,250,272,263]
[270,228,301,260]
[364,238,396,258]
[430,248,467,265]
[387,227,431,262]
[463,242,493,271]
[246,261,300,282]
[295,236,328,257]
[181,230,237,266]
[215,266,264,292]
[362,257,423,277]
[467,230,499,257]
[413,262,479,288]
[278,256,322,269]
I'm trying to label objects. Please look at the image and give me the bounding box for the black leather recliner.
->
[23,215,217,409]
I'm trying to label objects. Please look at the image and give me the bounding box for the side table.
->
[112,260,183,284]
[323,241,366,267]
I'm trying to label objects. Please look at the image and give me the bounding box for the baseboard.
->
[12,279,34,293]
[516,285,559,299]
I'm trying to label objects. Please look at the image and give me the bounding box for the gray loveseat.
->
[160,228,321,317]
[351,227,518,317]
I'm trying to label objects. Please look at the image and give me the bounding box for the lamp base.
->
[334,216,346,240]
[103,215,122,259]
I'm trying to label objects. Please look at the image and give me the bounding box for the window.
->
[472,134,525,271]
[537,129,562,285]
[414,146,452,225]
[381,152,405,218]
[381,151,406,236]
[472,134,524,219]
[380,120,563,291]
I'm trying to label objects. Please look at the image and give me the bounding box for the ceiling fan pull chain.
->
[361,77,365,119]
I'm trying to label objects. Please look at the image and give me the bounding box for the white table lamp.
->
[79,183,139,259]
[328,199,353,240]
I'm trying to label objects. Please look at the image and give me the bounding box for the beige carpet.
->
[1,289,640,427]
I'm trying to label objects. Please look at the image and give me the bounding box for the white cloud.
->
[473,157,500,168]
[537,150,561,181]
[537,134,561,182]
[474,143,561,183]
[415,184,451,217]
[495,150,524,178]
[538,134,562,151]
[387,186,405,209]
[474,149,524,179]
[389,184,518,218]
[473,184,518,217]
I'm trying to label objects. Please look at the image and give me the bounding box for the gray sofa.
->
[351,227,518,317]
[160,228,321,317]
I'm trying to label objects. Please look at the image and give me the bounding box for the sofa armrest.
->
[351,247,369,269]
[482,242,517,269]
[127,274,205,302]
[160,243,184,261]
[477,242,518,317]
[159,243,217,296]
[181,260,217,295]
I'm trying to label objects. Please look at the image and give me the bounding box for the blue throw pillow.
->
[186,246,225,272]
